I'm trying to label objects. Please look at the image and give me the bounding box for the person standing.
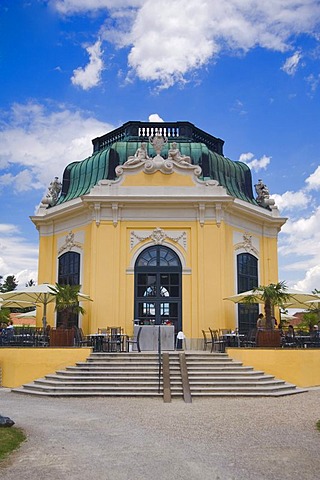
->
[256,313,265,330]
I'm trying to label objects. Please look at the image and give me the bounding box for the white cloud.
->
[53,0,320,88]
[281,207,320,239]
[148,114,164,122]
[294,265,320,292]
[271,190,311,212]
[0,102,114,193]
[52,0,143,14]
[239,152,271,172]
[306,73,320,92]
[306,165,320,190]
[0,226,38,286]
[278,206,320,289]
[0,224,19,234]
[281,51,302,75]
[71,40,104,90]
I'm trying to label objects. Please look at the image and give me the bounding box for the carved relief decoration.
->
[115,135,202,178]
[58,231,83,255]
[131,228,187,250]
[234,232,259,256]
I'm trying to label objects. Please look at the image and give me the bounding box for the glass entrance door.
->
[134,247,182,334]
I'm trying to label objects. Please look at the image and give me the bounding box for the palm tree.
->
[244,281,291,329]
[50,283,85,328]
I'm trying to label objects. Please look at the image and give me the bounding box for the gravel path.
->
[1,388,320,480]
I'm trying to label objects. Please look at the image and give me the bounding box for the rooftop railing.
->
[92,121,224,155]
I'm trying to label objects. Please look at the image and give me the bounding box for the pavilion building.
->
[31,121,286,348]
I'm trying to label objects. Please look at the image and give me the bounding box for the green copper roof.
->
[55,121,259,207]
[57,140,257,206]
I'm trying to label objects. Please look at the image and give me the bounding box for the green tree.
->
[298,312,318,332]
[244,281,291,329]
[25,279,36,287]
[0,275,18,293]
[50,283,85,328]
[0,307,10,324]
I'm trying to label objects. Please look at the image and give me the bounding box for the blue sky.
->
[1,0,320,291]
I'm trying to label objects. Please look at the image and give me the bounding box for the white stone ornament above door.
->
[130,228,187,250]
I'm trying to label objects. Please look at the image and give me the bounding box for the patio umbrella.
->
[0,283,92,332]
[0,299,36,309]
[280,313,297,321]
[304,300,320,309]
[224,289,320,308]
[16,309,37,318]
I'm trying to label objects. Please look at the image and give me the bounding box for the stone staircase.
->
[11,351,306,398]
[183,353,305,397]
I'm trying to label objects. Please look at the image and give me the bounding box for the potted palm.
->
[244,281,291,346]
[49,284,86,346]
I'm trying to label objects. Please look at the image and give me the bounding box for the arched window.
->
[57,252,81,327]
[134,246,182,334]
[237,253,259,333]
[58,252,80,286]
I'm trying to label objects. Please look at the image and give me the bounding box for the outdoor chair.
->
[242,328,257,347]
[98,328,108,334]
[209,328,225,352]
[74,326,92,347]
[202,330,213,352]
[219,328,231,336]
[128,326,142,352]
[107,327,123,352]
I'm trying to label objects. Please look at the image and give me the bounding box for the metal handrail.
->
[158,325,162,394]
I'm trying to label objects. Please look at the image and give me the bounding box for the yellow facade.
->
[33,158,285,348]
[0,348,91,388]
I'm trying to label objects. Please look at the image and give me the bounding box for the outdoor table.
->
[295,335,315,348]
[220,333,244,347]
[88,333,106,352]
[88,333,128,352]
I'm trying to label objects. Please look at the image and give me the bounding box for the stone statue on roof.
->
[255,179,275,208]
[41,176,62,207]
[125,142,150,166]
[168,142,192,166]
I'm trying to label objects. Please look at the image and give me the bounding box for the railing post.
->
[158,325,162,394]
[162,353,171,403]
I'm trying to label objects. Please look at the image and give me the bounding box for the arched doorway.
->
[134,245,182,334]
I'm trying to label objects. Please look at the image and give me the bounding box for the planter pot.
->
[256,329,281,347]
[49,328,75,347]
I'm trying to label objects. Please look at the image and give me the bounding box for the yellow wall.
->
[36,217,281,340]
[0,348,91,388]
[1,347,319,388]
[228,348,320,388]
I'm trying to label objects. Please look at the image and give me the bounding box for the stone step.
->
[12,388,164,397]
[189,379,285,387]
[49,373,166,380]
[11,351,306,399]
[21,384,167,394]
[189,385,301,394]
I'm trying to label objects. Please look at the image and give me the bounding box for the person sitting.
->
[284,324,296,346]
[0,322,8,346]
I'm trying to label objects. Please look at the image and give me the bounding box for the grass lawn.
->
[0,427,26,462]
